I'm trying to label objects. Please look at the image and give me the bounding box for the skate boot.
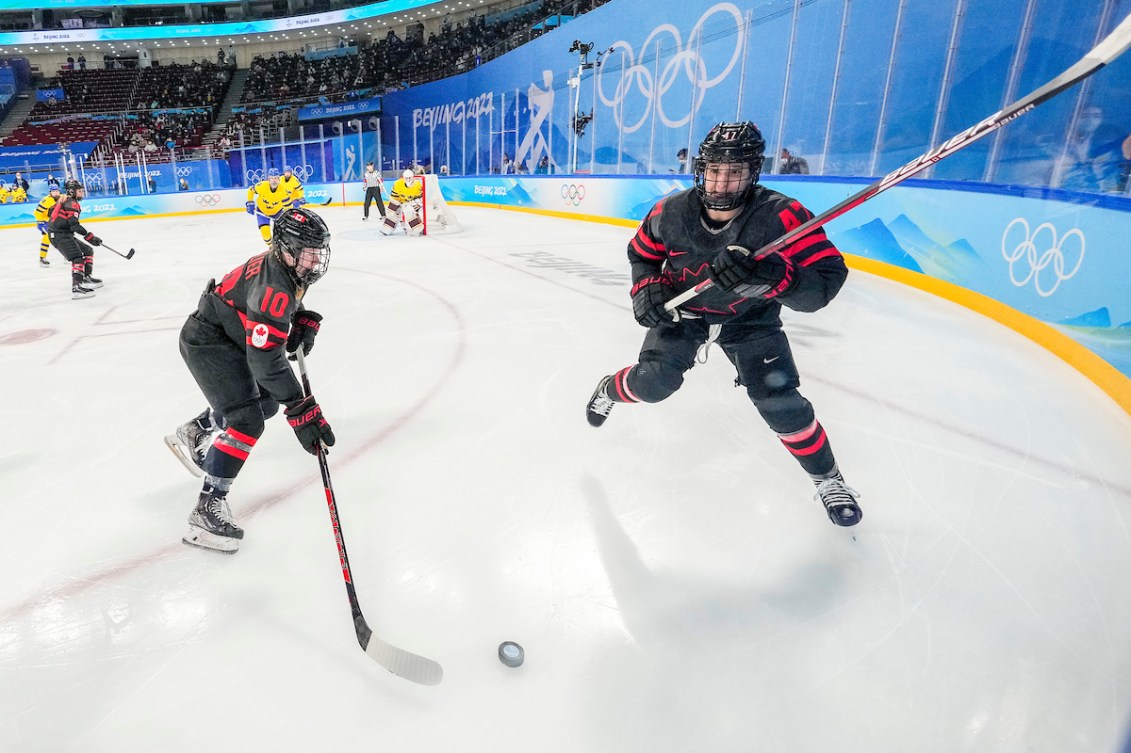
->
[586,375,615,428]
[165,410,221,477]
[81,274,103,289]
[39,257,50,267]
[183,491,243,554]
[72,284,95,299]
[813,472,862,527]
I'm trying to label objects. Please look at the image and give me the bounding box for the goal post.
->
[420,173,462,235]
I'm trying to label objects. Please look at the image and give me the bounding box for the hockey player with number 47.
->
[585,121,863,527]
[168,207,335,553]
[379,169,423,236]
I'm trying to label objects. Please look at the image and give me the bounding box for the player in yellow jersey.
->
[379,170,424,236]
[33,185,61,267]
[280,166,306,209]
[245,169,300,244]
[0,182,9,204]
[10,184,27,203]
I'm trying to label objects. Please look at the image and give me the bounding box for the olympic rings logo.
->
[83,173,103,186]
[245,165,314,183]
[561,183,586,206]
[595,3,745,133]
[175,166,193,177]
[1001,217,1085,297]
[194,194,222,207]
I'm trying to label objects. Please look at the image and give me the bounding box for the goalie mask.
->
[273,207,331,286]
[693,122,765,211]
[402,169,416,185]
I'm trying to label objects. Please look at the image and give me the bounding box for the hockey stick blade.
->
[293,349,444,686]
[356,616,444,685]
[102,242,135,260]
[665,10,1131,312]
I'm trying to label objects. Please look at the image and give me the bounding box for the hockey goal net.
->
[420,173,462,234]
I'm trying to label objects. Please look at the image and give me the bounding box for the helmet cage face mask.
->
[693,122,766,211]
[273,208,331,286]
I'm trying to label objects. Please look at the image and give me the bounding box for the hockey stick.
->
[664,11,1131,313]
[101,242,135,260]
[293,349,444,686]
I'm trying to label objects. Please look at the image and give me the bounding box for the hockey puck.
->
[498,641,524,667]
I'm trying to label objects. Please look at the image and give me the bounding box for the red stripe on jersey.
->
[799,248,842,266]
[780,233,828,259]
[630,235,666,260]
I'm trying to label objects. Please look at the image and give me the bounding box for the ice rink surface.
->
[2,204,1131,752]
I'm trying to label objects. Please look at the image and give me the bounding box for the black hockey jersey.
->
[628,186,847,326]
[195,251,304,405]
[47,196,92,236]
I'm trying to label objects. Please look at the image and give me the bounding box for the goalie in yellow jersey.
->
[379,170,424,236]
[245,168,305,244]
[34,184,61,267]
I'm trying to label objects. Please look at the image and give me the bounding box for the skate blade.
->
[183,526,239,554]
[164,435,204,478]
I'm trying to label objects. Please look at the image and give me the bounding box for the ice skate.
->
[586,375,615,427]
[81,274,103,289]
[72,284,95,299]
[813,473,862,527]
[39,257,50,267]
[183,491,243,554]
[164,410,220,478]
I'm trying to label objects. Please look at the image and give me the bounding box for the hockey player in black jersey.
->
[585,122,862,526]
[48,179,103,299]
[171,206,335,553]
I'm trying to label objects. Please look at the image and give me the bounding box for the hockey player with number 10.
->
[585,121,863,526]
[169,207,336,553]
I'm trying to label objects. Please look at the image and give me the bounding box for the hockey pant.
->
[606,319,838,477]
[49,232,94,286]
[382,198,423,235]
[179,311,281,492]
[363,186,386,218]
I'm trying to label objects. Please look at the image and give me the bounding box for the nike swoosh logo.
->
[763,356,780,363]
[668,250,688,256]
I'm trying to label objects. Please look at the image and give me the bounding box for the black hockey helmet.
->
[63,178,84,197]
[273,207,331,286]
[693,122,766,211]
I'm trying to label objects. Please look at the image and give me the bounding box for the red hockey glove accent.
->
[630,274,680,328]
[286,310,323,357]
[84,232,102,246]
[285,396,335,455]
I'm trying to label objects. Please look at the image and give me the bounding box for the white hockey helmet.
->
[402,169,415,183]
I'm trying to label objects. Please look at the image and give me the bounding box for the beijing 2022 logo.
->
[1001,217,1085,298]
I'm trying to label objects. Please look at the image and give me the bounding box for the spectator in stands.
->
[179,178,190,191]
[77,54,86,71]
[46,174,60,189]
[217,48,225,66]
[501,153,515,174]
[535,155,551,174]
[12,172,29,192]
[779,147,809,174]
[165,136,176,151]
[66,55,75,71]
[147,174,158,193]
[227,44,236,67]
[674,147,688,174]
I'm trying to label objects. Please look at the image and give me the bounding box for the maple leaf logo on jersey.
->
[251,323,270,348]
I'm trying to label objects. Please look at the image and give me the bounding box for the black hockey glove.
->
[84,232,102,246]
[285,396,336,455]
[709,245,796,299]
[630,274,680,328]
[286,309,323,357]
